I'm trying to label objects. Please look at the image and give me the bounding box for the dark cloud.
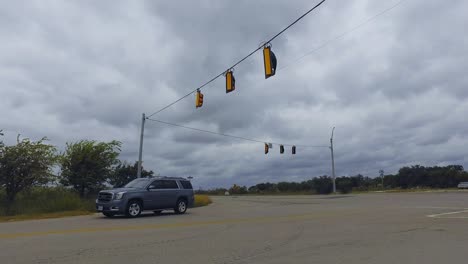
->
[1,0,467,189]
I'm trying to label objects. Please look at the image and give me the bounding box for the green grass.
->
[0,187,95,218]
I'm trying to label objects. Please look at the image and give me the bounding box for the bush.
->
[336,177,353,194]
[312,176,333,194]
[194,195,212,207]
[0,187,94,216]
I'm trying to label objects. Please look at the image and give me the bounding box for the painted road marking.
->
[0,211,353,240]
[427,209,468,218]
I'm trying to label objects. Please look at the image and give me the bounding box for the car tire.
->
[174,199,187,214]
[153,210,163,215]
[125,200,142,218]
[103,212,115,218]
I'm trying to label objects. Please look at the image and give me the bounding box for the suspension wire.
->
[146,0,328,118]
[146,118,329,148]
[278,0,407,71]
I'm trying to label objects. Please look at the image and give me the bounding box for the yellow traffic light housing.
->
[292,145,296,155]
[195,90,204,108]
[264,143,269,154]
[280,145,284,154]
[226,69,235,94]
[263,44,277,79]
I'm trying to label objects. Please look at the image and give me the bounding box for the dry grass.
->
[194,194,212,207]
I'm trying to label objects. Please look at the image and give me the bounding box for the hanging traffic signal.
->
[280,145,284,154]
[264,143,269,154]
[195,90,204,108]
[226,69,235,93]
[263,44,277,79]
[292,145,296,155]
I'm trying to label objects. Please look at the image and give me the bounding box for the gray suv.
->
[96,177,194,218]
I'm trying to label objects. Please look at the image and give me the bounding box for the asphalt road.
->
[1,192,467,264]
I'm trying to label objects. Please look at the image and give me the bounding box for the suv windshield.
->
[124,178,150,188]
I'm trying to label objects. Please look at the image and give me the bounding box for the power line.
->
[146,0,328,118]
[146,118,329,148]
[278,0,407,71]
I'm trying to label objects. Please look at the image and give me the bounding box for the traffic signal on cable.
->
[264,143,269,154]
[226,69,235,93]
[263,44,277,79]
[280,145,284,154]
[292,145,296,155]
[195,90,204,108]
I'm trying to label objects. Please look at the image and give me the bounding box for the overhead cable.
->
[146,118,329,148]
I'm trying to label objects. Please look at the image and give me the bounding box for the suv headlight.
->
[114,192,125,200]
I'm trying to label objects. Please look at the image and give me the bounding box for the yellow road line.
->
[0,212,339,239]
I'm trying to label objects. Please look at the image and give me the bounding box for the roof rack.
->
[143,176,188,180]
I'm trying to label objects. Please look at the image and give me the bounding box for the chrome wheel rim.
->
[129,203,140,216]
[178,201,186,212]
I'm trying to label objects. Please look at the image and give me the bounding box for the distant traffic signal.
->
[264,143,269,154]
[226,69,235,93]
[195,90,204,108]
[280,145,284,154]
[263,44,277,79]
[292,145,296,155]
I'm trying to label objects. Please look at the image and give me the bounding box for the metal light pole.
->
[330,127,336,194]
[137,113,146,178]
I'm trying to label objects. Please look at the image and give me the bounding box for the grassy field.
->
[0,187,95,222]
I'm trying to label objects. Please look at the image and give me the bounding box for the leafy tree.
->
[59,140,121,197]
[312,176,333,194]
[336,177,353,194]
[0,137,57,213]
[229,184,248,194]
[109,161,154,188]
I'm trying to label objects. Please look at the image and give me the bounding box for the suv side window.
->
[149,180,179,189]
[151,180,165,189]
[180,180,193,189]
[163,180,179,189]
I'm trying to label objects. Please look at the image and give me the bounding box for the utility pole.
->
[379,169,384,190]
[137,113,146,178]
[330,127,336,194]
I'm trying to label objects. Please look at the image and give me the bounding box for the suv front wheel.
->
[174,199,187,214]
[126,200,142,218]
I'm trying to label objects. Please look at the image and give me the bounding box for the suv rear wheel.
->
[174,199,187,214]
[126,200,142,218]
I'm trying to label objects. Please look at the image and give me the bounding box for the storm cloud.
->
[1,0,467,188]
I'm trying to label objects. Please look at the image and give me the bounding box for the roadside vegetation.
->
[0,132,212,220]
[0,187,95,221]
[197,165,468,195]
[1,131,466,220]
[194,195,212,207]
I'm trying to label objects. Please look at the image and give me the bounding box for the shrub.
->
[0,187,94,216]
[194,195,212,207]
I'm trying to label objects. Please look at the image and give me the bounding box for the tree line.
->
[198,165,468,195]
[2,132,468,209]
[0,135,152,212]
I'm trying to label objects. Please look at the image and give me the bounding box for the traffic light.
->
[263,44,277,79]
[226,69,235,93]
[280,145,284,154]
[292,145,296,155]
[195,90,204,108]
[264,143,269,154]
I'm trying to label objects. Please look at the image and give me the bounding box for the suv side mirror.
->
[147,185,156,190]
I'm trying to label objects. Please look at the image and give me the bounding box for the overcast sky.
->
[1,0,467,188]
